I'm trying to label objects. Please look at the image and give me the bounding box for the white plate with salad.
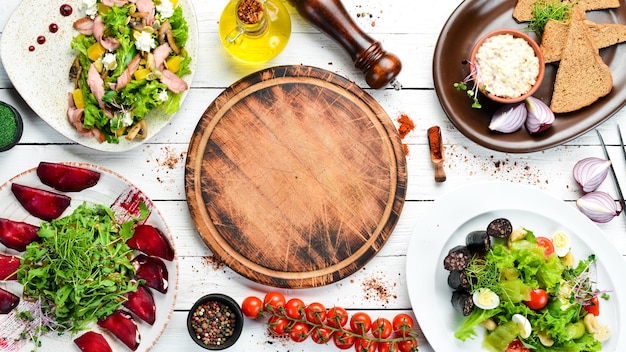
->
[0,162,178,351]
[406,182,626,352]
[0,0,198,152]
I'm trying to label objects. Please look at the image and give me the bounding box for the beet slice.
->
[74,331,113,352]
[0,287,19,313]
[127,224,174,261]
[37,162,101,192]
[132,254,169,294]
[97,310,141,351]
[124,284,156,325]
[11,183,71,221]
[0,218,39,251]
[0,254,20,280]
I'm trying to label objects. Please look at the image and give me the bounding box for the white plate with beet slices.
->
[0,162,178,352]
[0,0,198,151]
[406,182,626,352]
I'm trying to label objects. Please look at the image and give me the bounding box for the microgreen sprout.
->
[453,59,486,109]
[564,254,611,305]
[527,0,572,38]
[465,255,501,294]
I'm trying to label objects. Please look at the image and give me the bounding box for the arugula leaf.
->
[17,203,140,332]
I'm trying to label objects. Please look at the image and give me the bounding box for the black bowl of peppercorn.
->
[187,293,244,350]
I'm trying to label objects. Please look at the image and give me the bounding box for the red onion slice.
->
[524,97,555,134]
[576,191,620,223]
[573,157,611,192]
[489,103,526,133]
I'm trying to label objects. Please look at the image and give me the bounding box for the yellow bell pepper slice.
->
[134,68,152,81]
[165,56,183,73]
[87,42,106,62]
[72,88,85,109]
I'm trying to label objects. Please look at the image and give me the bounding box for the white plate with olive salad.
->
[406,182,626,352]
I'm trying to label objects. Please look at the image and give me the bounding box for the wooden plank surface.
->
[1,0,626,351]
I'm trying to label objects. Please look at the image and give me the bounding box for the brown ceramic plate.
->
[433,0,626,153]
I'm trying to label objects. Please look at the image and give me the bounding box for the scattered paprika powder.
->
[396,113,415,156]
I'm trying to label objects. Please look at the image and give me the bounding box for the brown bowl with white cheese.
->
[470,29,545,104]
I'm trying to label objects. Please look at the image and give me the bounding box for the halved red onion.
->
[489,103,526,133]
[524,97,555,134]
[573,157,611,192]
[576,191,620,223]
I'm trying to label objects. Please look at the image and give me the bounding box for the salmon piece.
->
[115,54,141,90]
[160,69,188,94]
[87,64,106,109]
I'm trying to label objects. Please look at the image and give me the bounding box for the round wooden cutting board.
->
[185,65,407,288]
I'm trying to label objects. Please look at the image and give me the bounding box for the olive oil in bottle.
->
[219,0,291,63]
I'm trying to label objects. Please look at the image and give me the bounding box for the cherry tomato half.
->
[288,321,311,342]
[584,295,600,316]
[524,288,549,310]
[354,338,377,352]
[536,237,555,257]
[505,339,530,352]
[333,330,356,350]
[392,314,415,337]
[397,338,418,352]
[311,327,333,344]
[241,296,263,319]
[305,302,327,324]
[268,315,289,336]
[350,312,372,335]
[371,317,393,339]
[263,291,286,312]
[285,297,305,319]
[326,306,349,328]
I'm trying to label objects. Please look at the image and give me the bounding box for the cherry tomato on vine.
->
[311,327,333,344]
[285,297,305,319]
[263,291,286,312]
[371,317,393,339]
[350,312,372,334]
[536,237,555,257]
[305,302,327,324]
[377,341,399,352]
[326,306,349,328]
[524,289,548,310]
[505,340,530,352]
[354,338,377,352]
[392,314,414,337]
[241,296,263,318]
[268,315,289,336]
[333,330,356,350]
[584,295,600,316]
[288,321,311,342]
[397,338,418,352]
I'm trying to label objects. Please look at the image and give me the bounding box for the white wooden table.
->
[1,0,625,351]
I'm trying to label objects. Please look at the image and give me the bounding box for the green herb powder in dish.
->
[0,102,21,151]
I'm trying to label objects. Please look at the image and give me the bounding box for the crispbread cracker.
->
[550,6,613,113]
[541,19,626,62]
[514,0,620,22]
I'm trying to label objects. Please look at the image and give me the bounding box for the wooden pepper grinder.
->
[288,0,402,89]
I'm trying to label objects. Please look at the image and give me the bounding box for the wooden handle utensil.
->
[288,0,402,89]
[428,126,446,182]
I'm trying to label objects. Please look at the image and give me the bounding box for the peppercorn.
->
[190,300,237,346]
[0,101,23,152]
